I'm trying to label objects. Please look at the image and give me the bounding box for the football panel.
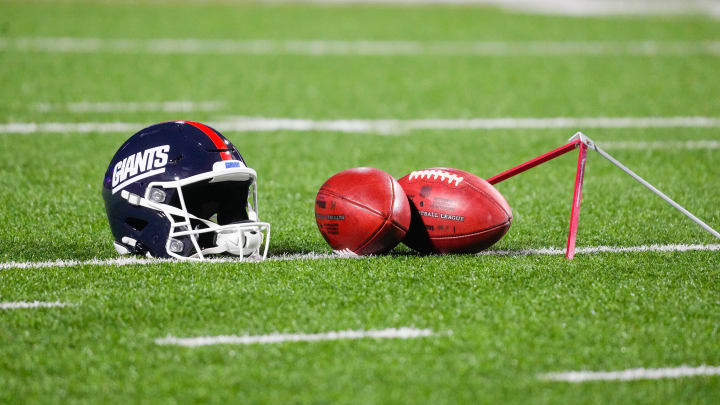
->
[320,167,395,218]
[429,222,512,254]
[399,178,509,238]
[315,190,385,252]
[402,167,512,222]
[457,171,513,220]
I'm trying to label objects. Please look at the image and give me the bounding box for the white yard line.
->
[33,101,225,113]
[1,37,720,56]
[1,244,718,270]
[3,117,720,135]
[0,301,71,309]
[601,140,720,150]
[0,253,345,270]
[540,365,720,382]
[0,122,140,134]
[0,256,170,269]
[218,116,720,133]
[155,327,440,347]
[480,243,720,256]
[260,1,720,18]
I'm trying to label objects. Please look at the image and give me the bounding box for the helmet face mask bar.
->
[120,165,270,261]
[103,121,271,261]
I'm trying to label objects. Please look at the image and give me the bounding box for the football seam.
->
[462,180,513,221]
[388,176,410,232]
[426,220,511,240]
[391,219,409,233]
[317,188,388,219]
[388,174,395,222]
[388,219,407,234]
[355,218,393,254]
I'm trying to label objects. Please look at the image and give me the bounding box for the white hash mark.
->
[540,365,720,382]
[155,327,445,347]
[0,301,72,309]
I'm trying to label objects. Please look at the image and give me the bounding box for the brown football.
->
[315,167,411,255]
[398,167,512,254]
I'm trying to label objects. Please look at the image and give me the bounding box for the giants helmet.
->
[102,121,270,260]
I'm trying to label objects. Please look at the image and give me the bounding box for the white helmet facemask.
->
[119,161,270,261]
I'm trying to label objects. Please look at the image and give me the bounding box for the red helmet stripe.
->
[184,121,232,161]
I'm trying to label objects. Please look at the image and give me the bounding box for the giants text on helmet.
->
[112,145,170,189]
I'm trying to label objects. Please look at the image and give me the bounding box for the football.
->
[398,167,512,254]
[315,167,411,255]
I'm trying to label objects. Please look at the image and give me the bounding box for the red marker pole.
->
[486,135,587,260]
[487,139,580,185]
[566,142,588,260]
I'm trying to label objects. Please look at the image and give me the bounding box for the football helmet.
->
[102,121,270,260]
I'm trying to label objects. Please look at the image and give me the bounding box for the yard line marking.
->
[0,301,71,309]
[3,117,720,135]
[0,122,139,134]
[2,37,720,56]
[0,253,346,270]
[219,116,720,133]
[481,243,720,256]
[155,327,441,347]
[1,244,718,270]
[33,101,225,113]
[540,365,720,382]
[259,1,720,18]
[601,140,720,150]
[0,256,177,269]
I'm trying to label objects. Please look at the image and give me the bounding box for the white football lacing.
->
[407,169,464,186]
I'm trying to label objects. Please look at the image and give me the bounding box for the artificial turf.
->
[0,1,718,403]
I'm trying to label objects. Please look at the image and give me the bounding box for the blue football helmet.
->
[102,121,270,260]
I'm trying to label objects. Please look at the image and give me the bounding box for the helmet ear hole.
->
[125,217,148,231]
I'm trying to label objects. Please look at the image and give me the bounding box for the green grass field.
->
[1,1,719,403]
